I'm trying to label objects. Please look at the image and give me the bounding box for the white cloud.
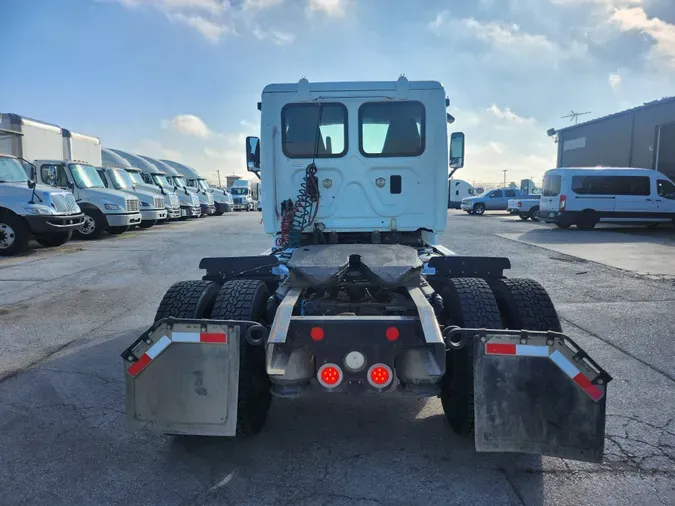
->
[307,0,348,17]
[162,114,213,138]
[168,13,230,42]
[103,0,228,15]
[487,104,536,125]
[244,0,283,10]
[252,26,295,45]
[551,0,641,6]
[609,72,622,89]
[612,7,675,68]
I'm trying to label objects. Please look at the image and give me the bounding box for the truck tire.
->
[210,279,271,436]
[0,212,30,256]
[107,226,129,235]
[529,206,540,222]
[35,230,72,248]
[154,280,221,322]
[519,213,529,220]
[440,278,502,438]
[577,210,598,230]
[472,203,485,216]
[138,220,157,229]
[490,278,562,332]
[75,208,106,240]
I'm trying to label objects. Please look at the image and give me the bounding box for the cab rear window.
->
[359,101,425,157]
[281,103,347,158]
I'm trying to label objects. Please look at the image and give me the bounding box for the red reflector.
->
[200,332,227,343]
[368,364,392,387]
[573,372,604,401]
[318,364,342,387]
[518,202,522,207]
[486,343,516,355]
[127,354,151,377]
[310,327,324,341]
[385,327,399,341]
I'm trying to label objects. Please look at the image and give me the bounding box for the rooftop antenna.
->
[561,110,591,125]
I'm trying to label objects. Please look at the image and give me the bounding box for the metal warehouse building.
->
[551,97,675,180]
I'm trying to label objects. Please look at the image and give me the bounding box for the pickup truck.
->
[461,188,521,215]
[507,195,541,221]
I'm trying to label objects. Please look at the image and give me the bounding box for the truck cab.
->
[108,149,181,220]
[138,156,201,219]
[96,166,167,228]
[229,179,254,211]
[33,159,141,239]
[160,159,219,216]
[0,154,84,255]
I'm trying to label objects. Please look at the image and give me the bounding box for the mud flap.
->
[454,328,612,463]
[121,318,262,436]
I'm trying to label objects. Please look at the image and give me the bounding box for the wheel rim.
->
[532,210,539,220]
[79,215,96,235]
[0,223,16,249]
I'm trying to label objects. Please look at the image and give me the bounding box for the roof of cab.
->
[262,80,444,94]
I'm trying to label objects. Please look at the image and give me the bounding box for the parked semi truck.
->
[138,156,201,219]
[0,153,83,255]
[229,178,255,211]
[108,149,181,221]
[160,159,219,216]
[121,77,612,464]
[1,113,140,239]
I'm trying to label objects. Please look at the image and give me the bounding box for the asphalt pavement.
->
[0,210,673,506]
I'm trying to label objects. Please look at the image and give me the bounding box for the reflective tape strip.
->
[127,354,151,377]
[515,345,549,357]
[573,372,604,401]
[172,332,200,343]
[200,332,227,343]
[549,350,580,379]
[486,343,516,355]
[146,335,171,359]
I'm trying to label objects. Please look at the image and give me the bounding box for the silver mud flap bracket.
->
[121,317,265,436]
[445,327,613,463]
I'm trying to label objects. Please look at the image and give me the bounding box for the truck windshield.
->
[128,171,145,185]
[69,164,105,188]
[152,174,172,188]
[173,176,186,188]
[198,180,210,191]
[0,157,29,183]
[109,168,134,189]
[231,188,248,195]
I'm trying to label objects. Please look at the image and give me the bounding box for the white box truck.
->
[1,113,140,240]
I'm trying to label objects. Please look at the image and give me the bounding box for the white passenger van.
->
[540,167,675,229]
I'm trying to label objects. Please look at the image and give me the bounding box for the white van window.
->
[542,175,561,196]
[657,180,675,200]
[571,175,650,196]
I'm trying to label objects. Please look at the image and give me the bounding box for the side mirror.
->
[67,181,75,190]
[246,136,260,172]
[28,179,36,189]
[449,132,465,169]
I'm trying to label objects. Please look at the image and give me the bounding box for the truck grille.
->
[126,199,139,212]
[169,193,179,207]
[206,193,214,205]
[191,194,199,206]
[154,196,164,209]
[51,193,79,213]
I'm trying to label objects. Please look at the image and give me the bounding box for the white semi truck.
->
[108,149,181,220]
[121,77,612,465]
[229,178,255,211]
[138,156,201,219]
[160,159,220,216]
[0,153,83,255]
[1,113,140,240]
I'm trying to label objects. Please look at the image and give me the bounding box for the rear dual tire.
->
[440,277,561,438]
[154,279,271,437]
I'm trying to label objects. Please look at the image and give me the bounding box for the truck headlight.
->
[104,203,122,210]
[24,206,54,215]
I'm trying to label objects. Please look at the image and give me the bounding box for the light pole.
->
[215,170,222,188]
[502,170,507,188]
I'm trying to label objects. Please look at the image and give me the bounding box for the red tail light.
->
[310,327,324,341]
[317,364,343,388]
[385,327,399,341]
[560,195,567,211]
[517,201,522,207]
[368,364,393,388]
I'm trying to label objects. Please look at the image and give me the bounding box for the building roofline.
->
[553,96,675,135]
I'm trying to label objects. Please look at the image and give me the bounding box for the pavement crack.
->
[559,316,675,382]
[498,468,527,506]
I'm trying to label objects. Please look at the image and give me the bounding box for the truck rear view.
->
[121,77,612,463]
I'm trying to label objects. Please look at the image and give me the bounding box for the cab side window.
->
[41,164,69,187]
[491,190,503,198]
[97,170,110,188]
[657,180,675,200]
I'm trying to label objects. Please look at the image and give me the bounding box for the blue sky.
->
[1,0,674,185]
